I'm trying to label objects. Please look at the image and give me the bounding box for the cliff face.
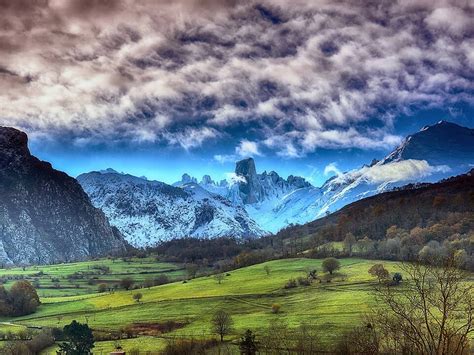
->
[0,127,126,265]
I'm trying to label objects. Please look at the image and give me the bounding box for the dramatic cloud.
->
[0,0,472,156]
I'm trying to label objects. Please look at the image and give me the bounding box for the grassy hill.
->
[0,258,405,353]
[0,258,185,297]
[0,257,471,353]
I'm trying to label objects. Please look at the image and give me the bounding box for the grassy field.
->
[0,257,471,354]
[0,257,186,297]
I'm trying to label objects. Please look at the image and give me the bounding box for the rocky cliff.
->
[0,127,126,265]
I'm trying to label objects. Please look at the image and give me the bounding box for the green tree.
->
[239,329,258,355]
[58,320,95,355]
[322,258,340,275]
[392,272,402,285]
[133,293,143,303]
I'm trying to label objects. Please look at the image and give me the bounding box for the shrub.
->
[27,329,55,353]
[143,277,154,288]
[154,274,170,286]
[120,277,134,290]
[271,303,281,314]
[392,272,403,285]
[284,279,297,289]
[297,277,311,286]
[97,283,108,293]
[162,338,218,355]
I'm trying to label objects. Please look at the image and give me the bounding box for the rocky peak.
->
[383,120,474,165]
[201,174,214,185]
[235,158,257,178]
[0,127,30,169]
[181,173,197,184]
[287,175,311,188]
[235,157,265,204]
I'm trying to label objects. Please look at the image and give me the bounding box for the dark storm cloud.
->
[0,0,473,155]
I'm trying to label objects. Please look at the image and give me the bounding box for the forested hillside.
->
[277,169,474,268]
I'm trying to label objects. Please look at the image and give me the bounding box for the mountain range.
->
[79,121,474,247]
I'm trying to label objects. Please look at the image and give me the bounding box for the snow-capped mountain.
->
[77,170,265,247]
[78,121,474,245]
[316,121,474,216]
[176,158,323,233]
[177,121,474,233]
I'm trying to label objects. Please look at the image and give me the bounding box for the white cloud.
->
[332,159,451,185]
[324,162,342,177]
[225,172,247,184]
[235,140,262,157]
[164,127,219,150]
[360,160,450,184]
[214,154,236,164]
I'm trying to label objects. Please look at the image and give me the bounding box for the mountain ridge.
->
[0,126,127,265]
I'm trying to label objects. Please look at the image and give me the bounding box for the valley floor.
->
[0,257,472,354]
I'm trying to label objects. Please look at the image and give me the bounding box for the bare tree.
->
[371,254,473,354]
[211,310,233,342]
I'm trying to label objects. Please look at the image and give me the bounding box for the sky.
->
[0,0,473,186]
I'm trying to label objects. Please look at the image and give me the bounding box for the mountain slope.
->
[77,171,265,247]
[276,169,474,242]
[318,121,474,217]
[0,127,126,265]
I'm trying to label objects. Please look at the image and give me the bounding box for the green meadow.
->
[0,257,185,297]
[0,257,471,354]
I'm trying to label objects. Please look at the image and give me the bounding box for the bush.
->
[297,277,311,286]
[97,283,108,293]
[271,303,281,314]
[120,277,134,290]
[27,329,55,353]
[154,274,170,286]
[392,272,403,285]
[284,279,297,289]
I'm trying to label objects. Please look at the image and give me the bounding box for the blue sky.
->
[1,1,473,186]
[29,105,474,187]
